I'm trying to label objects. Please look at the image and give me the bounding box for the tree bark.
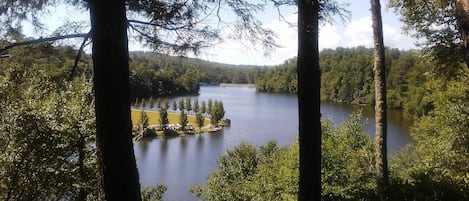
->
[89,0,142,200]
[371,0,389,197]
[456,0,469,67]
[297,0,321,200]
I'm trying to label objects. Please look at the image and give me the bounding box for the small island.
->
[130,97,227,141]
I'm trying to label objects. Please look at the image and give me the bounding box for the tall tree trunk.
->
[297,0,321,200]
[89,0,142,200]
[456,0,469,67]
[371,0,389,197]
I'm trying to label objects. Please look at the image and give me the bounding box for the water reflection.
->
[134,86,413,201]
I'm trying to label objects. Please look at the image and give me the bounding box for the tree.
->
[193,98,200,113]
[134,98,140,107]
[371,0,389,195]
[163,98,169,110]
[159,107,169,132]
[389,0,469,69]
[149,96,154,109]
[0,66,97,200]
[172,100,178,111]
[0,0,314,199]
[140,97,146,108]
[297,0,321,200]
[196,112,205,132]
[156,98,161,110]
[178,98,185,111]
[207,99,213,115]
[210,100,225,126]
[179,110,188,131]
[88,1,141,199]
[201,101,207,114]
[185,97,192,112]
[138,110,149,136]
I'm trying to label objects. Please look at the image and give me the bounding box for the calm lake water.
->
[133,86,413,201]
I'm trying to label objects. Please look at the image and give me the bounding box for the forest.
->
[128,52,265,100]
[1,0,469,200]
[256,47,436,116]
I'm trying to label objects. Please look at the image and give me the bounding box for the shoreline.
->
[219,83,255,87]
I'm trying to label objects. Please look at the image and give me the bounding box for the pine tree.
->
[179,110,188,131]
[193,98,199,113]
[178,98,185,111]
[159,108,169,132]
[172,100,178,111]
[148,97,154,109]
[196,112,205,132]
[140,98,146,108]
[185,97,192,112]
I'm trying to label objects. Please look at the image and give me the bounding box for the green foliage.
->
[179,110,188,131]
[137,110,149,136]
[140,97,147,108]
[200,101,207,114]
[149,96,154,108]
[321,112,376,200]
[162,98,169,110]
[128,53,266,100]
[193,98,200,113]
[185,97,192,112]
[207,99,213,114]
[195,112,205,131]
[192,112,374,201]
[159,108,169,131]
[0,66,97,200]
[255,47,456,119]
[156,98,161,109]
[210,100,225,126]
[256,58,297,94]
[178,98,185,111]
[388,0,464,71]
[172,99,177,111]
[141,185,167,201]
[390,69,469,200]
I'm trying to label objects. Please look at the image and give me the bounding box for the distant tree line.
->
[129,52,266,100]
[255,47,433,115]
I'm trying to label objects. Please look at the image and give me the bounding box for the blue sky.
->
[24,0,418,66]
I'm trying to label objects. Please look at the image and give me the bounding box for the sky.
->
[187,0,419,66]
[25,0,419,66]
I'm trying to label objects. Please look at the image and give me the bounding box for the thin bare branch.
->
[0,33,89,54]
[69,30,91,81]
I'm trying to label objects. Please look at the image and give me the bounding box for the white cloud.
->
[195,14,417,65]
[197,14,299,66]
[319,24,341,49]
[344,17,374,47]
[344,16,417,49]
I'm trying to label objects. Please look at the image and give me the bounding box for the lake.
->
[133,86,413,201]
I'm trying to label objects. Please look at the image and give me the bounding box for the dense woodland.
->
[129,52,264,100]
[256,47,437,116]
[1,0,469,200]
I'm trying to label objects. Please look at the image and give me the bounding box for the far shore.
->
[219,83,255,87]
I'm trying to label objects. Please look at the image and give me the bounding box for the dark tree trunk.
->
[297,0,321,200]
[456,0,469,67]
[89,0,142,200]
[371,0,389,196]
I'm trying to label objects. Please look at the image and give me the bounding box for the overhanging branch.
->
[0,33,89,54]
